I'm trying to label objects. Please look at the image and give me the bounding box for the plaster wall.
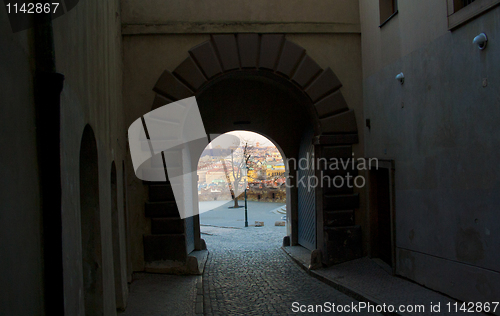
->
[123,34,209,271]
[120,0,360,25]
[361,2,500,303]
[359,0,449,79]
[0,13,44,316]
[51,0,128,314]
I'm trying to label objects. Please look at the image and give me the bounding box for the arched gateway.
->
[143,34,361,271]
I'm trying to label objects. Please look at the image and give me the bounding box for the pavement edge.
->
[281,246,411,316]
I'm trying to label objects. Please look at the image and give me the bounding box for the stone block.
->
[282,236,291,247]
[189,41,222,78]
[276,40,305,77]
[151,218,185,234]
[322,145,352,159]
[145,201,180,218]
[143,234,187,263]
[212,34,240,71]
[320,109,358,134]
[305,68,342,102]
[153,70,193,100]
[324,226,362,265]
[314,90,348,118]
[324,210,355,227]
[323,193,359,210]
[173,56,207,90]
[313,134,359,145]
[237,33,259,68]
[151,94,173,110]
[149,183,175,202]
[259,34,284,70]
[292,55,322,88]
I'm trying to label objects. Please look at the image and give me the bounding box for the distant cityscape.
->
[197,141,286,203]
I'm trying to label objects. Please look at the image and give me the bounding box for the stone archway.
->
[147,34,361,266]
[79,124,103,315]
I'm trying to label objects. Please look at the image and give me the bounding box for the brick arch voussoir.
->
[150,34,358,144]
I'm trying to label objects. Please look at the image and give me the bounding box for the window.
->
[379,0,398,27]
[447,0,500,29]
[454,0,477,11]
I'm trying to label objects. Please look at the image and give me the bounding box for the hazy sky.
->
[226,130,274,147]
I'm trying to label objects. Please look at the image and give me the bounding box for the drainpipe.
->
[33,12,65,315]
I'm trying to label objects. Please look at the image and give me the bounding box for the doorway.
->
[197,130,288,233]
[369,161,395,269]
[79,125,103,315]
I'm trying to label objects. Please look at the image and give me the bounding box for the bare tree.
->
[228,142,254,207]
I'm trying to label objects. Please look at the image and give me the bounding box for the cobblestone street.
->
[121,203,486,316]
[201,213,379,316]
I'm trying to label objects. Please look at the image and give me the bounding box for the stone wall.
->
[242,188,287,203]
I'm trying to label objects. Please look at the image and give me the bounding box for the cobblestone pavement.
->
[199,201,286,228]
[201,225,380,316]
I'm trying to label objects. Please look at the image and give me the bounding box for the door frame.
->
[367,159,396,273]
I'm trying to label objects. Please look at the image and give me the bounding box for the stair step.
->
[324,210,354,227]
[151,218,185,234]
[323,225,362,265]
[320,166,358,176]
[145,201,179,218]
[141,167,168,182]
[324,224,360,233]
[320,109,358,134]
[143,180,170,185]
[149,183,175,202]
[323,193,359,210]
[320,169,357,195]
[322,184,354,195]
[322,145,352,159]
[143,234,188,262]
[313,134,359,146]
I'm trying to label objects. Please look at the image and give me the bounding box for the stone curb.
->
[281,247,411,316]
[195,275,204,315]
[200,224,242,229]
[195,248,210,316]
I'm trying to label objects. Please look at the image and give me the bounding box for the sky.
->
[226,130,274,147]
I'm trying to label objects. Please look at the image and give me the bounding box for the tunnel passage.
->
[143,34,361,268]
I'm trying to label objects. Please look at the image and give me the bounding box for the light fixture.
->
[473,33,487,50]
[395,72,404,85]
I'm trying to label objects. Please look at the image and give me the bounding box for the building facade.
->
[0,0,499,314]
[360,0,500,303]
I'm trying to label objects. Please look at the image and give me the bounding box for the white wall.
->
[360,1,500,303]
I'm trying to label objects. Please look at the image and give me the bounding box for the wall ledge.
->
[122,22,361,35]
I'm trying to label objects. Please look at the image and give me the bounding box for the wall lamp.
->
[473,33,487,50]
[395,72,404,85]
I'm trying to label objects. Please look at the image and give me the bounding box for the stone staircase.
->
[143,181,207,274]
[318,144,362,265]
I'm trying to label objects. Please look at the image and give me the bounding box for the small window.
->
[379,0,398,27]
[447,0,500,29]
[453,0,476,11]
